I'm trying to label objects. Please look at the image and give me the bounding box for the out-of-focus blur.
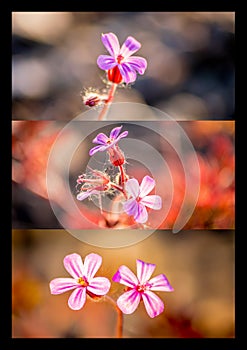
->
[12,229,235,338]
[12,12,234,120]
[12,120,235,230]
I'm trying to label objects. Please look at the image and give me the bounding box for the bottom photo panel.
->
[12,229,235,338]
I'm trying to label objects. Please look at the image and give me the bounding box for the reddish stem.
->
[98,83,117,121]
[105,295,123,338]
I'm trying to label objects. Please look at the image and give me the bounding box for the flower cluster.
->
[81,33,147,120]
[76,125,162,225]
[50,253,173,318]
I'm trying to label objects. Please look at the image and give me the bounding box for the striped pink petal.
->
[134,203,148,223]
[92,132,109,145]
[142,290,164,318]
[109,125,123,139]
[139,175,155,198]
[68,287,86,310]
[140,195,162,210]
[120,36,141,58]
[123,198,138,217]
[87,277,111,295]
[116,289,141,314]
[125,56,147,74]
[82,253,102,280]
[89,145,108,156]
[63,253,84,279]
[101,32,120,57]
[148,274,174,292]
[119,63,137,84]
[125,178,140,199]
[97,55,117,70]
[49,278,79,295]
[136,259,156,285]
[112,265,138,288]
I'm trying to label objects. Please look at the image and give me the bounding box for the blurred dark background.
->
[12,12,235,120]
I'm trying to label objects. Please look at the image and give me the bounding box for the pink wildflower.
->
[123,176,162,223]
[112,259,174,318]
[97,32,147,84]
[49,253,111,310]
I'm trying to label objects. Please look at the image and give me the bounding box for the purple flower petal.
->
[125,178,140,199]
[123,198,138,217]
[119,63,137,84]
[68,287,86,310]
[125,56,147,75]
[92,132,109,145]
[97,55,117,71]
[82,253,102,280]
[148,274,174,292]
[142,290,164,318]
[109,125,123,140]
[87,277,111,295]
[112,265,138,288]
[136,259,156,285]
[49,278,79,295]
[116,289,141,314]
[134,203,148,223]
[76,189,100,201]
[120,36,141,58]
[89,145,108,156]
[117,130,129,140]
[140,195,162,210]
[63,253,84,279]
[101,32,120,57]
[139,175,155,198]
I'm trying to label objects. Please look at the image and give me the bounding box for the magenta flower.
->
[123,175,162,224]
[49,253,111,310]
[112,259,174,318]
[97,32,147,84]
[89,125,128,156]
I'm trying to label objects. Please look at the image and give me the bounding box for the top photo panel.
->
[12,12,235,121]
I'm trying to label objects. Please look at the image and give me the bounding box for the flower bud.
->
[107,144,125,166]
[107,66,123,84]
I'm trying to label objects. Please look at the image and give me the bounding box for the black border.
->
[5,3,240,349]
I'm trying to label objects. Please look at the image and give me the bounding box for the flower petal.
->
[148,274,174,292]
[125,56,147,74]
[89,145,108,156]
[87,277,111,295]
[119,63,137,84]
[83,253,102,280]
[140,195,162,210]
[136,259,156,285]
[76,189,100,201]
[125,178,140,199]
[68,287,86,310]
[134,203,148,223]
[49,278,79,295]
[117,131,129,140]
[63,253,84,279]
[123,198,138,217]
[112,265,138,288]
[139,175,155,198]
[92,132,109,145]
[101,32,120,57]
[142,290,164,318]
[97,55,117,71]
[109,125,123,140]
[120,36,141,58]
[116,289,141,315]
